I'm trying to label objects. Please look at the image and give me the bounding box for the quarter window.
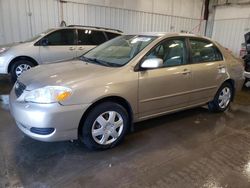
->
[189,39,223,63]
[145,39,187,67]
[78,30,107,45]
[45,29,75,45]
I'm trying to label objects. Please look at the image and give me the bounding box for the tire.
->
[208,82,233,112]
[80,102,129,150]
[10,60,35,82]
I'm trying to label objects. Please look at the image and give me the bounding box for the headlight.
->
[0,47,9,54]
[24,86,72,104]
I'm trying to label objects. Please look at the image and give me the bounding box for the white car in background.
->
[0,25,122,81]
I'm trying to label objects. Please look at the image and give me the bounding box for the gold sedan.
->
[10,33,245,150]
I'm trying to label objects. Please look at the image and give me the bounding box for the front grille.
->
[15,81,26,98]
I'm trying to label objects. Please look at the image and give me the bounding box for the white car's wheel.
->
[10,60,35,82]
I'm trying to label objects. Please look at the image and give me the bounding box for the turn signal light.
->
[56,91,71,101]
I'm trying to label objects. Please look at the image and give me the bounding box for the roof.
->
[130,32,213,41]
[134,32,198,37]
[67,25,123,33]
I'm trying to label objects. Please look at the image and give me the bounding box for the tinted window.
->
[145,39,187,67]
[190,39,223,63]
[78,30,106,45]
[105,32,121,40]
[45,29,75,45]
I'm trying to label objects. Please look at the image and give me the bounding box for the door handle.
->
[69,47,75,51]
[78,47,84,50]
[182,69,191,75]
[218,65,225,69]
[218,64,226,73]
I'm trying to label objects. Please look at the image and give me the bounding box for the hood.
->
[0,41,29,48]
[0,42,21,48]
[0,42,33,54]
[18,60,116,90]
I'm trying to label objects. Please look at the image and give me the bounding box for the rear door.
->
[39,29,77,64]
[76,29,107,57]
[187,37,227,105]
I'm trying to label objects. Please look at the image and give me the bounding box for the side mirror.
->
[40,38,49,46]
[141,58,163,69]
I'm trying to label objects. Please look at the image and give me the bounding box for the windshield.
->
[82,35,157,67]
[24,29,54,42]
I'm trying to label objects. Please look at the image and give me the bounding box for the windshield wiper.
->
[80,56,120,67]
[79,56,95,63]
[92,59,121,67]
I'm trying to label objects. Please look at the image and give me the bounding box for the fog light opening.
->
[30,127,55,135]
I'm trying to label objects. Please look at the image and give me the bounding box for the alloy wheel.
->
[15,64,31,77]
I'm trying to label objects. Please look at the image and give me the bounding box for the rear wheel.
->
[208,82,233,112]
[80,102,129,150]
[10,60,35,82]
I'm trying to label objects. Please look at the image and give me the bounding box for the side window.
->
[189,39,223,63]
[105,32,121,40]
[145,39,187,67]
[45,29,75,45]
[78,30,106,45]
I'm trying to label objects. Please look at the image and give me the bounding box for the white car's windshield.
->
[82,35,157,67]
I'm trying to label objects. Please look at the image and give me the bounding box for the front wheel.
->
[208,82,233,112]
[10,60,35,82]
[80,102,129,150]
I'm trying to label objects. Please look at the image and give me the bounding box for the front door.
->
[39,29,77,64]
[138,38,193,119]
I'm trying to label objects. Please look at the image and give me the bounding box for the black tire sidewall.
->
[81,102,129,150]
[10,60,34,82]
[211,82,233,112]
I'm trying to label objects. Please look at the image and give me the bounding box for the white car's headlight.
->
[24,86,72,104]
[0,47,9,54]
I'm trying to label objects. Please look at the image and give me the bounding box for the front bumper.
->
[0,55,12,74]
[9,88,91,142]
[0,66,6,74]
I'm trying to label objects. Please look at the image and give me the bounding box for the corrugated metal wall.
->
[1,0,249,57]
[62,2,206,34]
[211,5,250,56]
[0,0,206,46]
[212,18,249,56]
[0,0,60,45]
